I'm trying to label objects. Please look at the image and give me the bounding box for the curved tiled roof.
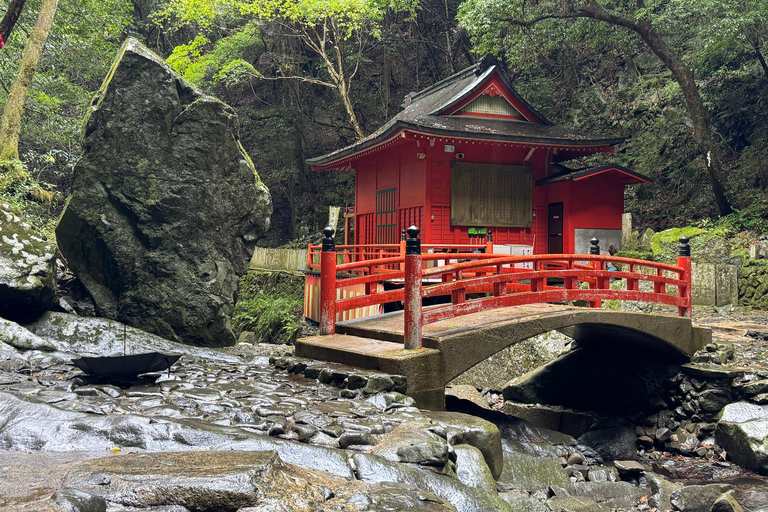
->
[308,57,623,169]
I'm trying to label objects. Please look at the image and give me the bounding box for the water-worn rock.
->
[669,427,700,455]
[711,492,745,512]
[670,483,734,512]
[23,312,240,364]
[574,481,648,509]
[577,426,637,460]
[715,402,768,473]
[498,452,574,493]
[55,37,271,347]
[0,318,55,351]
[453,444,496,493]
[0,391,356,478]
[29,451,455,512]
[0,200,57,323]
[354,452,514,512]
[371,421,449,467]
[52,487,107,512]
[496,415,576,460]
[587,465,619,482]
[426,410,504,479]
[646,472,683,511]
[498,491,548,512]
[546,495,609,512]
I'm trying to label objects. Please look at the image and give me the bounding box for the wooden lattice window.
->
[451,163,532,227]
[376,188,398,244]
[458,95,522,118]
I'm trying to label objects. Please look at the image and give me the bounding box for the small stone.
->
[655,427,672,443]
[292,423,318,443]
[363,374,395,394]
[742,379,768,396]
[391,375,407,394]
[318,368,347,386]
[586,466,619,483]
[567,452,584,465]
[614,460,645,475]
[711,492,745,512]
[670,484,733,512]
[267,417,287,436]
[346,373,368,390]
[87,472,111,485]
[636,435,654,449]
[695,446,709,457]
[339,431,374,449]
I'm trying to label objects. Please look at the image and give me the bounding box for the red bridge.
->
[296,226,710,409]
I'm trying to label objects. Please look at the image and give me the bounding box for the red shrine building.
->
[307,57,651,255]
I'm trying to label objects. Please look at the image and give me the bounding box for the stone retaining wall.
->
[739,259,768,309]
[692,263,739,307]
[250,247,308,272]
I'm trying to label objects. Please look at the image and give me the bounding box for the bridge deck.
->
[296,304,711,410]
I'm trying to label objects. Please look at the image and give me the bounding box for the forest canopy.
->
[0,0,766,240]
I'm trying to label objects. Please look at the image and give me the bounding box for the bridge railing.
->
[317,226,693,349]
[308,236,492,272]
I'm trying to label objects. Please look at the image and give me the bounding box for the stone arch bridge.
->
[297,304,710,409]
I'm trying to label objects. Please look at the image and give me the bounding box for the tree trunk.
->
[0,0,27,46]
[576,1,733,216]
[753,41,768,79]
[0,0,59,163]
[337,79,364,139]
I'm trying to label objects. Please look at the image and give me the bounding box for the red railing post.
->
[399,230,406,271]
[589,237,602,309]
[320,226,337,335]
[677,236,692,317]
[404,225,423,350]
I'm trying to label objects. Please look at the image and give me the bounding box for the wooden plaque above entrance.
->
[451,163,532,227]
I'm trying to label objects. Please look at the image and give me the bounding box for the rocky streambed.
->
[1,311,768,512]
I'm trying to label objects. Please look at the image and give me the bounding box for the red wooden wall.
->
[351,135,625,255]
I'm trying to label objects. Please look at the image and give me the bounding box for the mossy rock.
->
[650,227,734,265]
[613,250,654,262]
[0,200,57,322]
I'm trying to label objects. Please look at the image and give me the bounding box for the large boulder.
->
[56,37,271,347]
[715,402,768,473]
[0,200,57,323]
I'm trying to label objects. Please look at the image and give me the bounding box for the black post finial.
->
[322,226,336,252]
[406,225,421,255]
[401,229,407,241]
[678,235,691,257]
[589,237,600,255]
[487,231,493,243]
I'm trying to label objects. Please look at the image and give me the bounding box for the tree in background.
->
[157,0,419,140]
[0,0,59,188]
[687,0,768,79]
[458,0,736,217]
[0,0,28,48]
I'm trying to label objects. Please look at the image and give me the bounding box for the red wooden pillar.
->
[589,237,602,309]
[404,225,423,350]
[320,226,337,335]
[677,236,692,318]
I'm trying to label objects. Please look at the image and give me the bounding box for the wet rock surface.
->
[1,311,768,511]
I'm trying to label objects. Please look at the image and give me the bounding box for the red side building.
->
[307,57,651,255]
